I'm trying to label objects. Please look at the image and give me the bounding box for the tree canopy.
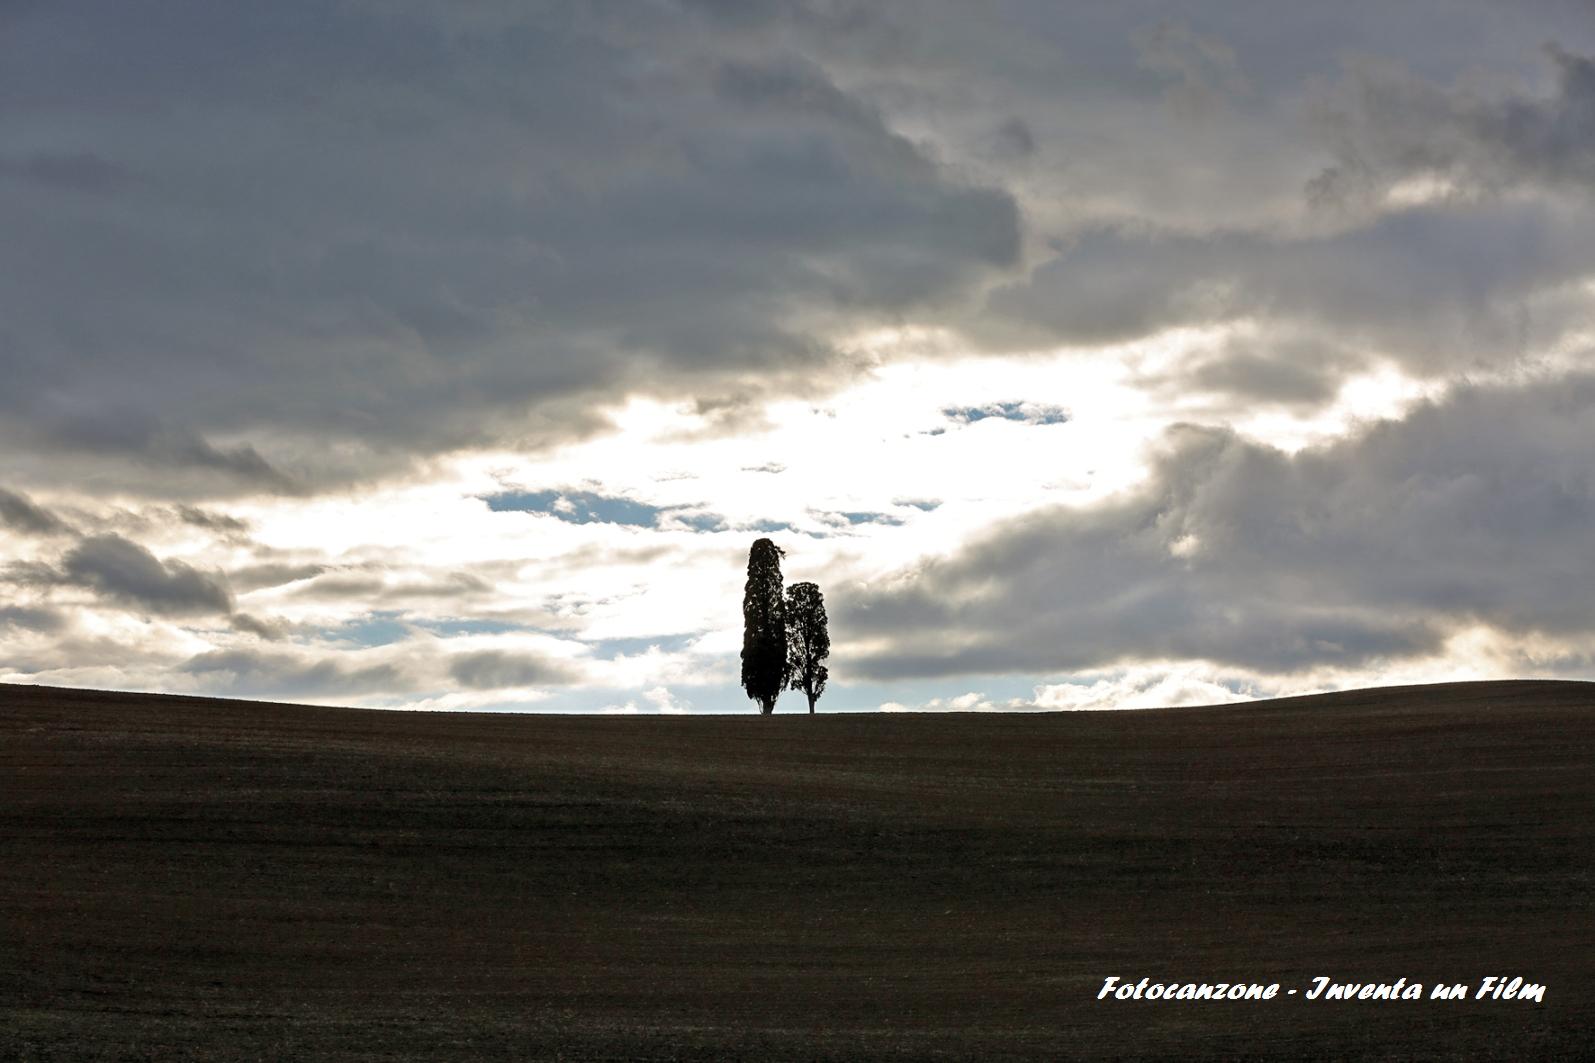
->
[740,538,787,714]
[785,581,830,713]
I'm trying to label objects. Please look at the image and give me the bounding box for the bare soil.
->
[3,679,1592,1060]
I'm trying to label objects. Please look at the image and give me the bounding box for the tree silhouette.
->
[784,581,829,713]
[740,538,787,714]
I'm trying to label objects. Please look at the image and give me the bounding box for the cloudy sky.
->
[5,1,1595,713]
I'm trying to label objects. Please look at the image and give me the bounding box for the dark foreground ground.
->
[3,680,1593,1061]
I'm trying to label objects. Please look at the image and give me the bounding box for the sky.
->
[5,0,1595,713]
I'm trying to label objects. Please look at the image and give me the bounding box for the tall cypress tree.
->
[784,581,829,714]
[740,538,787,714]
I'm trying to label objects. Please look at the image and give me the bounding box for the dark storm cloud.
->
[700,0,1595,226]
[0,605,65,633]
[1131,20,1250,118]
[1181,338,1359,406]
[988,118,1036,161]
[447,650,579,690]
[57,535,233,616]
[0,151,134,194]
[842,373,1595,679]
[5,0,1593,497]
[1310,45,1595,206]
[229,612,293,641]
[0,487,71,536]
[767,3,1595,406]
[27,415,301,494]
[1141,334,1366,407]
[0,0,1018,494]
[978,200,1595,373]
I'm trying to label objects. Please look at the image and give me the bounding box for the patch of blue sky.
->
[837,511,906,526]
[665,511,729,532]
[741,518,838,538]
[314,610,412,647]
[486,489,729,533]
[486,489,660,526]
[942,401,1069,426]
[587,633,700,658]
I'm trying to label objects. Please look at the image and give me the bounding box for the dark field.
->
[3,680,1593,1060]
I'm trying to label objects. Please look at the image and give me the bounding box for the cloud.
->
[1143,333,1366,407]
[598,685,694,714]
[0,487,71,536]
[23,415,301,495]
[57,535,233,616]
[174,506,250,534]
[229,612,293,641]
[1309,46,1595,207]
[879,691,999,713]
[642,686,693,713]
[976,199,1595,376]
[987,117,1036,160]
[842,372,1595,680]
[227,561,327,593]
[1026,668,1255,711]
[877,669,1254,712]
[447,650,579,690]
[183,646,408,699]
[8,1,1595,713]
[0,605,66,633]
[0,151,134,194]
[0,1,1018,495]
[288,568,492,606]
[7,5,1586,504]
[1132,20,1250,119]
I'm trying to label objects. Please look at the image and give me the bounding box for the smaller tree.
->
[784,581,829,713]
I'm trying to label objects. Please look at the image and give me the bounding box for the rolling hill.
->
[3,679,1592,1060]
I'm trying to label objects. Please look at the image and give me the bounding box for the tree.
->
[740,538,787,714]
[784,581,829,713]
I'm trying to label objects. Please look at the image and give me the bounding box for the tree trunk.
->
[760,697,775,715]
[806,692,816,713]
